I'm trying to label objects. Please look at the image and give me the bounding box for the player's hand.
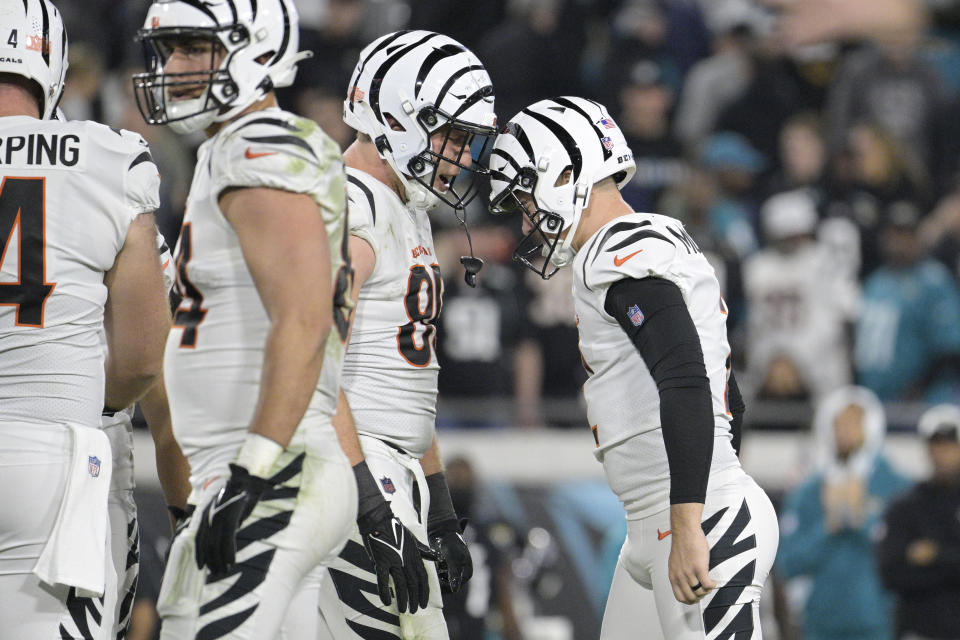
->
[429,517,473,593]
[357,502,431,613]
[668,505,716,605]
[195,464,273,575]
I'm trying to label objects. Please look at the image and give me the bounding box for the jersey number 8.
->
[397,264,442,367]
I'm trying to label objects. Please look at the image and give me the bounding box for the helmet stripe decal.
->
[449,84,493,119]
[179,0,220,24]
[553,97,612,161]
[490,148,522,173]
[224,0,238,24]
[273,0,290,65]
[347,30,410,113]
[414,43,465,98]
[37,0,50,65]
[433,64,482,115]
[249,0,258,20]
[370,32,441,122]
[505,122,535,163]
[21,0,27,14]
[521,107,582,181]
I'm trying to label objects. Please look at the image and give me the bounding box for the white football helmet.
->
[489,97,636,279]
[132,0,310,134]
[0,0,68,119]
[344,30,497,211]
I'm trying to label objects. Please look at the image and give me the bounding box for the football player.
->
[488,97,778,639]
[100,235,192,639]
[315,31,497,639]
[0,1,171,638]
[132,1,356,638]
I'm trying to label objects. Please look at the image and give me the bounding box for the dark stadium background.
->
[50,0,960,637]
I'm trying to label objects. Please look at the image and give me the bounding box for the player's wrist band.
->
[235,432,284,478]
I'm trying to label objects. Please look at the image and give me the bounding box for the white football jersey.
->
[573,212,740,513]
[340,168,441,457]
[743,242,859,397]
[0,116,160,428]
[164,109,350,483]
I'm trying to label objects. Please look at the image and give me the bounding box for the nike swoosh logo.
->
[208,492,244,523]
[613,249,643,267]
[657,528,671,540]
[245,148,277,160]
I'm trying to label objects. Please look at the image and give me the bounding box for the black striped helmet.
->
[489,97,635,278]
[133,0,309,133]
[344,30,497,211]
[0,0,68,119]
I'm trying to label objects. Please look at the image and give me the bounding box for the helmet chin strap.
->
[549,182,590,268]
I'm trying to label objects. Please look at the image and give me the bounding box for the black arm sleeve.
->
[604,277,714,504]
[727,368,745,456]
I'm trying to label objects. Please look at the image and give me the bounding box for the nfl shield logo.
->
[628,304,644,327]
[601,136,614,150]
[380,476,396,494]
[88,455,101,478]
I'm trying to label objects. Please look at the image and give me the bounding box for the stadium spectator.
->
[824,30,944,169]
[765,112,829,200]
[854,202,960,403]
[826,123,933,277]
[441,457,525,640]
[674,17,755,152]
[698,131,764,259]
[617,58,688,214]
[476,0,580,123]
[878,404,960,640]
[777,386,911,640]
[743,190,859,401]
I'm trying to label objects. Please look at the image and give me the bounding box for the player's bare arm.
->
[103,212,171,410]
[221,186,333,452]
[139,377,192,529]
[331,234,376,465]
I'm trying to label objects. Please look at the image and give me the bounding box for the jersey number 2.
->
[0,177,55,327]
[397,264,442,367]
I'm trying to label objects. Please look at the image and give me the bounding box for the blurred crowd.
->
[49,1,960,638]
[52,0,960,429]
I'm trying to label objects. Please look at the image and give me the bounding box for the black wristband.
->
[426,472,458,534]
[167,505,187,522]
[353,460,390,521]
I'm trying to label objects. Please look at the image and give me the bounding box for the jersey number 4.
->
[172,222,207,348]
[0,177,55,327]
[397,264,442,367]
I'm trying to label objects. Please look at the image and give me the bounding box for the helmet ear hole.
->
[383,113,406,132]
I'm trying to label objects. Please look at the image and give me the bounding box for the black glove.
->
[353,461,430,613]
[195,464,272,574]
[429,517,472,593]
[425,471,473,593]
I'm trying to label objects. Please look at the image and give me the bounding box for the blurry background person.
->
[776,387,911,640]
[854,202,960,403]
[440,457,525,640]
[743,190,860,401]
[879,404,960,640]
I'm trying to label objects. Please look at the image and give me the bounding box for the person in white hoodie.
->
[777,386,911,640]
